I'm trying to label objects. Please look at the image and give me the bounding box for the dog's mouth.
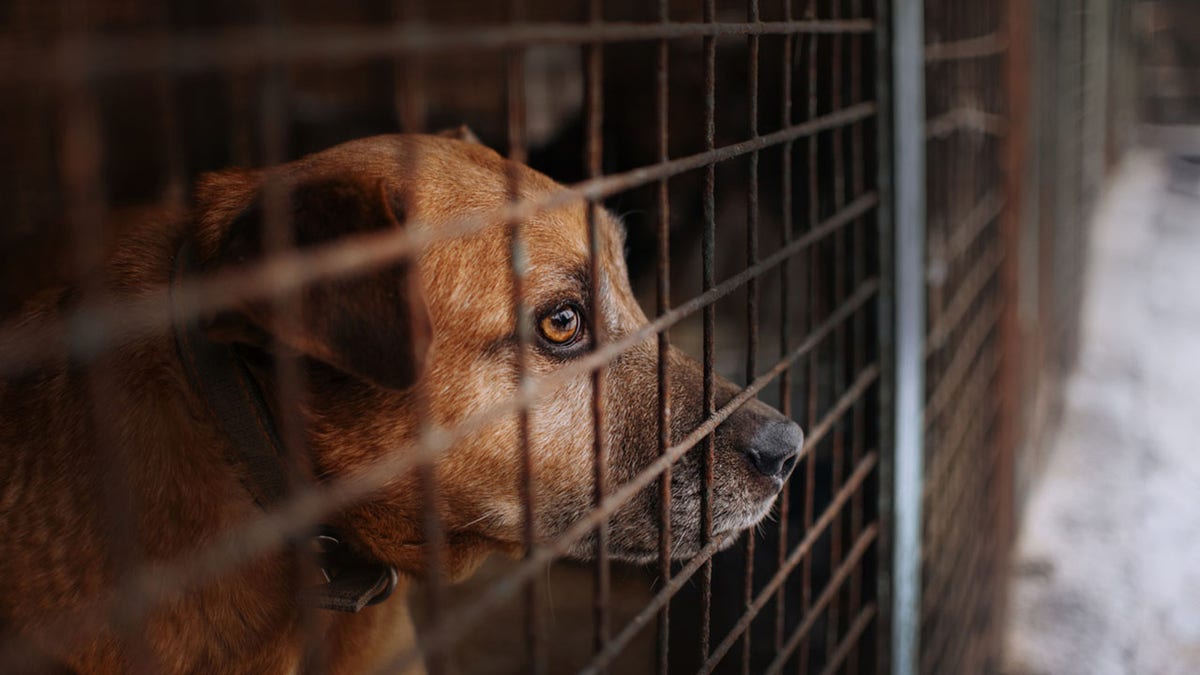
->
[714,494,779,536]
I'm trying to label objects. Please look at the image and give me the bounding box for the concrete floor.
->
[1005,152,1200,674]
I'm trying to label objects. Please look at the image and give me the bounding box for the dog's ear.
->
[201,174,431,391]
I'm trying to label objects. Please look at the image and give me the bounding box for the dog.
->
[0,130,803,673]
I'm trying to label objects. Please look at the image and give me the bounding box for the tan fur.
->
[0,134,798,673]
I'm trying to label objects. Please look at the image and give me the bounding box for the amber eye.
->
[538,305,582,346]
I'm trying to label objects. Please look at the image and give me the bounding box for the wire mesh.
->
[0,1,882,674]
[0,0,1126,672]
[918,0,1010,671]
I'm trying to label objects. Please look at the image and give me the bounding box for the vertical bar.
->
[826,0,849,661]
[891,0,927,674]
[505,0,544,671]
[394,4,446,674]
[152,2,185,209]
[800,0,820,669]
[699,0,718,663]
[655,1,673,674]
[775,0,795,660]
[585,0,610,664]
[55,10,153,672]
[256,3,327,672]
[742,0,761,673]
[996,0,1031,659]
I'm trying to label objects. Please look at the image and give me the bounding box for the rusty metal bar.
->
[741,0,761,671]
[998,0,1032,635]
[584,0,611,662]
[257,4,333,672]
[827,0,850,660]
[55,10,154,673]
[799,0,821,668]
[774,0,796,660]
[0,20,878,83]
[0,102,877,377]
[654,1,672,673]
[699,0,718,661]
[503,0,544,668]
[391,4,451,673]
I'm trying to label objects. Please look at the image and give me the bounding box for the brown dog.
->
[0,132,802,673]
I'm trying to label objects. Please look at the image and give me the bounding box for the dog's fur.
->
[0,133,799,673]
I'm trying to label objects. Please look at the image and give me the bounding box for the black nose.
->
[745,420,804,479]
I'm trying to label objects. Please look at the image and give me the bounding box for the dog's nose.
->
[745,420,804,479]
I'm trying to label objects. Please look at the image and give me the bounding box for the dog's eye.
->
[538,305,582,346]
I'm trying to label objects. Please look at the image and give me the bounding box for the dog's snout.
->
[745,420,804,480]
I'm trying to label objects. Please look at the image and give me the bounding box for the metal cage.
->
[0,0,1125,673]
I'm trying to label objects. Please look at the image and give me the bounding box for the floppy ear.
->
[202,174,431,391]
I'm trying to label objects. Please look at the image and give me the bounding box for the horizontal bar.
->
[803,365,880,453]
[921,353,1000,508]
[942,189,1004,267]
[589,101,876,192]
[818,603,877,675]
[925,107,1006,139]
[765,524,879,675]
[925,300,1001,426]
[925,244,1002,355]
[0,107,877,377]
[700,448,879,675]
[0,19,874,83]
[920,507,999,671]
[922,395,1000,565]
[921,472,997,613]
[924,33,1006,63]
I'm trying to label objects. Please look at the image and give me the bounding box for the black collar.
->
[170,241,397,613]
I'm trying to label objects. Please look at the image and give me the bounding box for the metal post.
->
[891,1,926,674]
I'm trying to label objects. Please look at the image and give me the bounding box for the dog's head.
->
[192,133,802,576]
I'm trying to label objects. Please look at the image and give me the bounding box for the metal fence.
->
[909,0,1122,672]
[0,0,1126,673]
